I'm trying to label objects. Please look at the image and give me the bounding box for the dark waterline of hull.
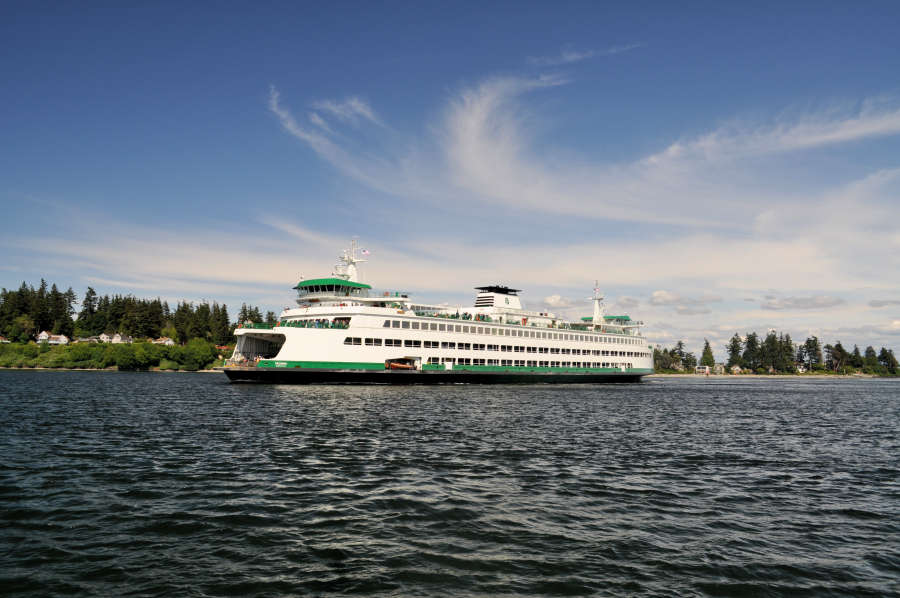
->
[221,367,645,384]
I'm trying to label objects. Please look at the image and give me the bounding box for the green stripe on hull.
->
[258,360,384,370]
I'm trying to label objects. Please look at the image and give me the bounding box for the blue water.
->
[1,371,898,596]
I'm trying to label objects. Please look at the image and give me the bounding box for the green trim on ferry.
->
[451,365,652,374]
[581,315,632,321]
[293,278,372,289]
[422,363,446,371]
[258,360,383,370]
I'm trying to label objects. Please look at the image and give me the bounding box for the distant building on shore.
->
[36,331,69,345]
[111,333,133,344]
[0,335,10,344]
[152,337,175,346]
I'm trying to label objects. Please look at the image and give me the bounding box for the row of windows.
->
[382,320,642,345]
[345,337,649,358]
[426,357,634,368]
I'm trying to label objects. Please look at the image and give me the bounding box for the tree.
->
[700,339,715,367]
[726,334,743,368]
[849,345,863,369]
[878,347,899,374]
[804,336,823,370]
[743,332,760,371]
[864,346,879,372]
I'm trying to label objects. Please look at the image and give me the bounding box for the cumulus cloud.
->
[613,296,640,310]
[542,294,572,308]
[676,305,712,315]
[761,296,846,310]
[869,299,900,307]
[649,290,722,306]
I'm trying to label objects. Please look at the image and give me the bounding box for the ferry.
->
[222,241,654,383]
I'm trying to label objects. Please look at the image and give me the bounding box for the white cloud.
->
[761,296,846,310]
[527,43,642,66]
[870,299,900,307]
[311,97,382,126]
[542,294,572,308]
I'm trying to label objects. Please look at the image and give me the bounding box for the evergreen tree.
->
[700,339,715,367]
[743,332,760,371]
[849,345,863,369]
[726,334,743,368]
[863,346,879,371]
[804,336,823,370]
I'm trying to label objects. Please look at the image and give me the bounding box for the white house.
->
[152,337,175,346]
[99,333,113,343]
[112,333,133,344]
[0,335,10,343]
[37,331,69,345]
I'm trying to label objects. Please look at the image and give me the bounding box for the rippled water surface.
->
[1,371,899,597]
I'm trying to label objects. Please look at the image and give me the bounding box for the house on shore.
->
[99,333,113,343]
[152,337,175,346]
[0,335,10,344]
[37,331,69,345]
[112,333,133,344]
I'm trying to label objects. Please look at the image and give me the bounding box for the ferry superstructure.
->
[222,242,653,383]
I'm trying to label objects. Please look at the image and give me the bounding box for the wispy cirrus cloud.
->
[527,43,643,66]
[311,97,382,126]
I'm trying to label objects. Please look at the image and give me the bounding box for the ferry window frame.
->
[383,320,391,327]
[412,322,420,329]
[402,321,410,329]
[365,338,382,346]
[392,320,401,328]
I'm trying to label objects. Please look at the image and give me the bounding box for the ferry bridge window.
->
[458,343,471,350]
[550,348,560,354]
[527,347,537,353]
[501,345,511,352]
[514,346,524,352]
[439,324,446,331]
[487,344,499,351]
[343,337,362,345]
[412,322,420,330]
[402,321,410,329]
[527,360,537,367]
[428,357,440,364]
[463,326,469,333]
[441,342,456,349]
[473,358,485,365]
[365,338,382,346]
[487,359,499,366]
[404,340,421,348]
[514,360,525,367]
[392,321,401,328]
[383,320,391,327]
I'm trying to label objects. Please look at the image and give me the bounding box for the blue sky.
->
[3,2,900,356]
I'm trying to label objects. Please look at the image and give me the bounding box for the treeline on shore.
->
[0,338,222,371]
[0,280,274,344]
[654,331,899,376]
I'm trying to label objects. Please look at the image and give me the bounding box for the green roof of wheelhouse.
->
[293,278,372,290]
[581,315,632,321]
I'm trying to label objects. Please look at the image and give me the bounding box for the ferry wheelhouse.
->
[222,242,654,383]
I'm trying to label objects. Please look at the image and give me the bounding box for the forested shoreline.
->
[654,331,898,376]
[0,280,275,371]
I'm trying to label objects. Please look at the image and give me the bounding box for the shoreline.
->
[0,366,220,373]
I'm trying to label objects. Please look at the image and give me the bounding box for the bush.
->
[159,359,179,371]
